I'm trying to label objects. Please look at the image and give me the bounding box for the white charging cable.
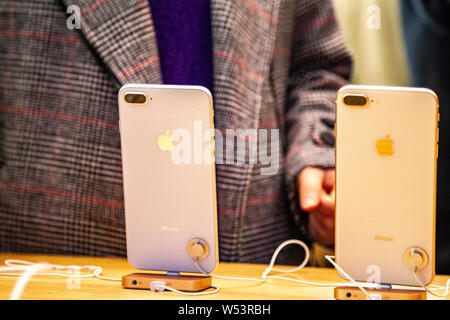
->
[1,259,224,298]
[324,255,372,299]
[0,240,357,298]
[1,259,122,280]
[412,268,450,297]
[2,240,448,299]
[0,259,122,300]
[153,239,358,296]
[193,239,310,283]
[262,239,310,278]
[194,239,388,300]
[428,281,450,296]
[150,281,220,296]
[9,262,51,300]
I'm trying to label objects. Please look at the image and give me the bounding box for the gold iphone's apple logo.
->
[157,130,175,151]
[376,135,394,156]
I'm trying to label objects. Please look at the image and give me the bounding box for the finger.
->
[319,213,335,230]
[316,192,335,217]
[323,169,335,194]
[310,206,335,230]
[309,212,334,246]
[307,192,335,219]
[298,167,325,211]
[308,211,322,242]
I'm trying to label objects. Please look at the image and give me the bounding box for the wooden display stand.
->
[122,272,212,292]
[334,286,427,300]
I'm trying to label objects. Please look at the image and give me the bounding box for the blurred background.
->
[333,0,410,86]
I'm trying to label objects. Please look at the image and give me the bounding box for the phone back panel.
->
[335,85,438,286]
[118,84,218,273]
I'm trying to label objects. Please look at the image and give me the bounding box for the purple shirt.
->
[149,0,214,94]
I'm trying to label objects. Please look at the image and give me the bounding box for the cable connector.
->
[261,268,271,280]
[367,293,382,300]
[150,281,165,292]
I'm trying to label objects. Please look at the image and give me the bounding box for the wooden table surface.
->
[0,253,449,300]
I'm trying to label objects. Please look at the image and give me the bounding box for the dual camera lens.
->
[343,94,369,107]
[124,93,148,104]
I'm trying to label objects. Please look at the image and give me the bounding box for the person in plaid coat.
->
[0,0,351,265]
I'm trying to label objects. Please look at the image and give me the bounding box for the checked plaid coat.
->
[0,0,351,264]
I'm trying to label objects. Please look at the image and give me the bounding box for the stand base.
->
[334,286,427,300]
[122,272,212,292]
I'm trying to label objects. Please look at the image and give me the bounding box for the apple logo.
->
[376,135,394,156]
[157,130,175,151]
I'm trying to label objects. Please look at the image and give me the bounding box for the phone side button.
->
[437,128,439,143]
[436,144,439,158]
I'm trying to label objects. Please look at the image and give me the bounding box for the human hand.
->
[298,167,335,247]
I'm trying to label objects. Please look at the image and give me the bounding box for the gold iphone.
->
[335,85,439,286]
[118,84,218,274]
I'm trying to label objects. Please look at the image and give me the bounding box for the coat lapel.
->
[61,0,161,85]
